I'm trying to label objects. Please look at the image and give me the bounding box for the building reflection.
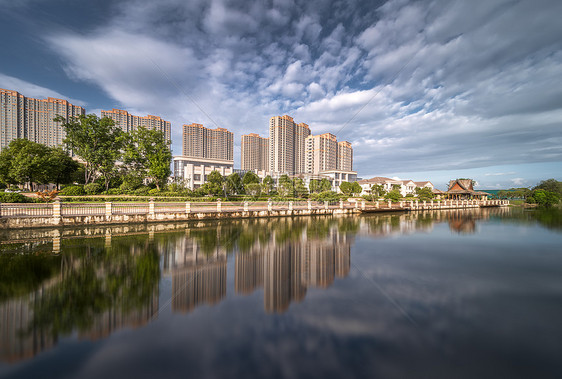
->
[0,237,160,363]
[2,208,518,363]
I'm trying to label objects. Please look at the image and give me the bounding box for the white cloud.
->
[31,0,562,174]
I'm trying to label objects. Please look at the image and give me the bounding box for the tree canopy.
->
[123,127,171,190]
[56,114,124,189]
[0,139,78,190]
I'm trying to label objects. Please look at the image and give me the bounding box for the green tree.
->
[530,189,560,208]
[371,184,386,198]
[242,171,260,186]
[262,175,274,195]
[385,189,402,202]
[309,179,320,194]
[339,181,353,196]
[0,139,50,189]
[351,181,362,196]
[294,178,308,198]
[56,114,124,188]
[245,182,262,198]
[278,174,294,197]
[225,173,243,195]
[534,179,562,195]
[200,170,224,196]
[415,187,435,201]
[123,127,171,190]
[45,147,79,189]
[319,178,332,192]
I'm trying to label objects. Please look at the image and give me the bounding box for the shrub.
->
[0,191,33,203]
[384,189,402,202]
[105,188,121,195]
[60,185,85,196]
[148,188,160,195]
[84,182,102,195]
[134,187,150,196]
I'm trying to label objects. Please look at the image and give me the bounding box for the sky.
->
[1,0,561,190]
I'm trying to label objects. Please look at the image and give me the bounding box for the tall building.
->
[268,115,310,174]
[305,133,338,174]
[174,123,234,189]
[241,133,269,171]
[294,122,310,174]
[182,123,233,161]
[0,88,85,151]
[101,108,171,142]
[337,141,353,171]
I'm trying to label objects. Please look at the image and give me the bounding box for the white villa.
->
[357,177,435,197]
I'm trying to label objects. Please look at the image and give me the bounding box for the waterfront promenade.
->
[0,198,509,229]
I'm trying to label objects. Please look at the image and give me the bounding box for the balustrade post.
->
[307,200,312,210]
[243,201,249,212]
[105,201,112,217]
[186,201,191,214]
[430,200,434,208]
[268,199,272,211]
[423,201,427,209]
[339,200,344,209]
[52,199,61,224]
[148,198,155,217]
[375,201,379,209]
[415,200,419,209]
[388,200,392,208]
[409,201,413,209]
[289,201,293,211]
[399,201,403,208]
[324,201,328,210]
[362,200,366,210]
[217,199,222,212]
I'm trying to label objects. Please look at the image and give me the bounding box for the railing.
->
[0,199,511,220]
[113,203,148,215]
[0,203,52,217]
[62,203,106,216]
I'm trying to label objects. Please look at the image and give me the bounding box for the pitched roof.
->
[448,179,474,191]
[357,176,395,184]
[414,181,433,187]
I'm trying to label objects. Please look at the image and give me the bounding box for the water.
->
[1,208,561,379]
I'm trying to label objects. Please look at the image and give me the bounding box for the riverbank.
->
[0,199,509,229]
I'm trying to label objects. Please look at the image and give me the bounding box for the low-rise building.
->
[173,156,233,190]
[358,177,435,197]
[319,170,358,192]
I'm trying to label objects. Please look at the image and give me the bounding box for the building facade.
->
[0,88,85,151]
[241,133,269,171]
[182,123,233,161]
[305,133,338,174]
[337,141,353,171]
[173,156,233,190]
[358,177,436,197]
[268,115,310,174]
[101,108,171,142]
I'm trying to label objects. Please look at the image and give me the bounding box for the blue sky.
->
[1,0,561,190]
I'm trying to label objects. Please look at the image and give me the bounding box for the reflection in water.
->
[0,236,160,363]
[0,206,559,365]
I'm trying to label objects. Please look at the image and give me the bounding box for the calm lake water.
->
[1,207,562,379]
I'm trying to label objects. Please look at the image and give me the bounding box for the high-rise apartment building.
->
[337,141,353,171]
[181,123,233,161]
[305,133,338,174]
[294,123,310,174]
[305,134,353,175]
[268,115,310,174]
[241,133,269,171]
[101,108,171,142]
[0,88,85,151]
